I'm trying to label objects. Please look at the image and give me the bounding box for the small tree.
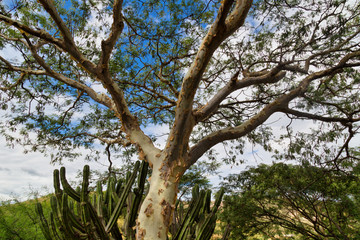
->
[1,0,360,238]
[221,163,360,239]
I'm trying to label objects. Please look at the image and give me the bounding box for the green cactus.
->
[36,161,148,240]
[171,186,225,240]
[36,162,224,240]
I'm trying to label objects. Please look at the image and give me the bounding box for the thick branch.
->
[167,0,253,162]
[0,14,63,47]
[189,93,284,166]
[99,0,124,69]
[179,0,252,110]
[37,0,98,74]
[22,35,115,109]
[37,0,73,44]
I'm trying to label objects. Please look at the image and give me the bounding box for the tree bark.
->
[136,155,185,240]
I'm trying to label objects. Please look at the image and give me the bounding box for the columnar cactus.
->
[171,185,225,240]
[36,161,148,240]
[36,161,224,240]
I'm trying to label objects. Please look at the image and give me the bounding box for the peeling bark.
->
[137,155,185,240]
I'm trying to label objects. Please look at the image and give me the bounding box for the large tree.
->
[221,162,360,239]
[1,0,360,238]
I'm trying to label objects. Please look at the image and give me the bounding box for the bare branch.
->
[280,107,360,124]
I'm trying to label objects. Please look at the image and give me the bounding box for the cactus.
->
[171,186,225,240]
[36,160,148,240]
[36,162,224,240]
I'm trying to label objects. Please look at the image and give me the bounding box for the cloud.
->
[0,133,112,200]
[0,167,11,172]
[21,167,44,177]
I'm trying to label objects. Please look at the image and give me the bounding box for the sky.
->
[1,0,359,202]
[0,112,289,201]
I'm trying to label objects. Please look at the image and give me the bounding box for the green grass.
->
[0,196,51,240]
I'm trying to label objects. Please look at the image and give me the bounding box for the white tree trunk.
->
[136,159,180,240]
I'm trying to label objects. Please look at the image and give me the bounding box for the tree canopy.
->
[221,162,360,239]
[1,0,360,238]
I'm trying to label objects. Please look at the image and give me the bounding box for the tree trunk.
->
[136,156,184,240]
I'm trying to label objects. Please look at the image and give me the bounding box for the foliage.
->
[0,0,358,167]
[0,195,50,240]
[1,0,360,237]
[220,163,360,239]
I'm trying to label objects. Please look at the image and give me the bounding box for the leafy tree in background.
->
[1,0,360,238]
[221,163,360,239]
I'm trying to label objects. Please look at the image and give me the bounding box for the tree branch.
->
[194,66,286,122]
[0,56,46,75]
[21,33,115,110]
[188,50,360,166]
[0,13,63,47]
[0,72,25,91]
[280,107,360,124]
[36,0,98,74]
[99,0,124,70]
[167,0,253,162]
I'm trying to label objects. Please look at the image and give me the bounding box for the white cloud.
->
[0,44,25,64]
[0,134,112,201]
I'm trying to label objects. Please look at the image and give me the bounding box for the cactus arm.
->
[96,191,105,225]
[212,188,225,213]
[137,161,149,189]
[86,201,110,240]
[60,167,81,202]
[49,211,63,240]
[53,169,63,205]
[110,222,123,240]
[195,188,225,240]
[61,193,80,239]
[36,202,53,240]
[80,165,93,236]
[50,195,73,239]
[125,161,149,231]
[67,202,86,233]
[201,190,211,214]
[115,180,123,195]
[105,161,140,232]
[195,213,216,240]
[174,189,205,240]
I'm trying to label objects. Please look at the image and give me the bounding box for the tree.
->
[220,162,360,239]
[1,0,360,238]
